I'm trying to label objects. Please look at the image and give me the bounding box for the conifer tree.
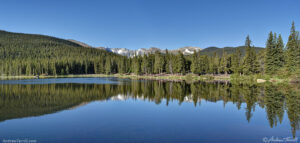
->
[265,31,275,74]
[142,55,154,74]
[243,35,252,75]
[251,46,260,74]
[286,22,300,72]
[208,56,214,74]
[191,51,197,74]
[243,35,259,74]
[141,55,148,74]
[276,34,285,67]
[220,49,228,74]
[118,57,127,74]
[93,61,99,74]
[165,49,172,74]
[212,52,219,74]
[200,55,209,74]
[232,48,242,75]
[175,51,186,74]
[191,50,201,74]
[154,51,165,74]
[51,62,56,75]
[105,57,111,74]
[132,56,142,75]
[265,32,284,74]
[26,64,32,75]
[167,51,176,74]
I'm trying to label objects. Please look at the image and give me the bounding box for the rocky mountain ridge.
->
[97,46,201,57]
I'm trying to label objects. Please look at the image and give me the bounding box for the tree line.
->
[0,22,299,76]
[130,22,300,76]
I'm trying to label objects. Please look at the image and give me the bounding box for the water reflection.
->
[0,80,299,137]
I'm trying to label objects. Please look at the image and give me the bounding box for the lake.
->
[0,77,299,143]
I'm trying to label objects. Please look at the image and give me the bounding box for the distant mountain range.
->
[67,39,201,57]
[97,46,202,57]
[68,39,264,57]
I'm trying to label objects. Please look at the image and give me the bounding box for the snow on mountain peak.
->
[101,46,201,57]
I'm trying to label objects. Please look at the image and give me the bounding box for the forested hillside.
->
[0,22,299,77]
[0,30,126,75]
[200,46,264,57]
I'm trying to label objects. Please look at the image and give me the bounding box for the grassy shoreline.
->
[0,73,296,84]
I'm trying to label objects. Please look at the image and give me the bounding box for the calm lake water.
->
[0,77,299,143]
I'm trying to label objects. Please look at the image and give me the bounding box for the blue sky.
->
[0,0,299,50]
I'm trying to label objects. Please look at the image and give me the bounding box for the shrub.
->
[185,73,195,82]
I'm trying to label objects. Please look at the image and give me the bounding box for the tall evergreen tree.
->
[243,35,259,75]
[265,31,276,74]
[165,50,169,73]
[191,50,201,74]
[142,54,154,74]
[191,50,197,74]
[165,49,173,74]
[26,63,32,75]
[232,48,242,75]
[105,57,111,74]
[200,55,209,74]
[265,32,285,74]
[276,34,285,67]
[118,57,128,74]
[132,56,142,75]
[286,22,300,72]
[251,46,260,74]
[175,51,186,74]
[154,51,165,74]
[212,52,219,74]
[243,35,253,75]
[220,49,228,74]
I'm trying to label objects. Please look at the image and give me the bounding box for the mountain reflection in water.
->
[0,79,299,137]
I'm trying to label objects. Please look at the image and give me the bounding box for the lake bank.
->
[0,73,296,84]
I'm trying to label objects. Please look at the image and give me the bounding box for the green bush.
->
[185,73,195,82]
[276,68,291,79]
[289,69,300,83]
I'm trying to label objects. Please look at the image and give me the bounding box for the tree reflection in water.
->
[0,80,299,137]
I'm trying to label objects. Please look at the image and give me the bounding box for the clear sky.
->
[0,0,299,50]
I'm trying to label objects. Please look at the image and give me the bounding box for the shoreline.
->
[0,74,294,84]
